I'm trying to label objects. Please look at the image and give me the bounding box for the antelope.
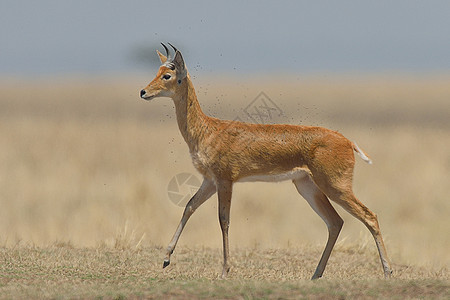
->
[140,43,393,279]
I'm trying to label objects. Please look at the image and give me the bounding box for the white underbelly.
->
[237,167,311,183]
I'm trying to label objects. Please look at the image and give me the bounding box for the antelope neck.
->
[172,76,210,151]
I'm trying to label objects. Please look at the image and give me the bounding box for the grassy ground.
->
[0,245,448,299]
[0,74,449,298]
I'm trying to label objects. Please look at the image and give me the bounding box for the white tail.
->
[140,43,392,280]
[353,142,373,164]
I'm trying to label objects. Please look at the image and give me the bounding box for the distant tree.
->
[129,43,162,70]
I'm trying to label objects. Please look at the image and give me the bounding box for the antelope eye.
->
[162,74,171,80]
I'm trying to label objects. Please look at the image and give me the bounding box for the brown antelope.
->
[140,43,392,279]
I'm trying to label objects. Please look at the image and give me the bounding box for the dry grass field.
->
[0,74,449,298]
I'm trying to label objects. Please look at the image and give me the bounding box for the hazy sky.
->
[1,1,449,75]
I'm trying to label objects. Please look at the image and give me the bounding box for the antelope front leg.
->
[217,180,233,278]
[163,178,216,268]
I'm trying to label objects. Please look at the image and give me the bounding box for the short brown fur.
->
[140,45,392,279]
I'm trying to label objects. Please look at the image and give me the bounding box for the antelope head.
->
[140,43,187,101]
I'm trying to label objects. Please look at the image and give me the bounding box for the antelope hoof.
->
[163,259,170,268]
[220,266,230,279]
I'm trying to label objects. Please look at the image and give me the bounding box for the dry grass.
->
[0,74,449,298]
[0,245,448,299]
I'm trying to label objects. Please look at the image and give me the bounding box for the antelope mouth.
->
[140,89,156,101]
[141,94,155,101]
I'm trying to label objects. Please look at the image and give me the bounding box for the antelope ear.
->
[173,51,187,79]
[156,50,167,64]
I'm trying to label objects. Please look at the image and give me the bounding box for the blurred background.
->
[0,1,449,271]
[2,1,450,75]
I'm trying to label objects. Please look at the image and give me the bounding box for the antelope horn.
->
[161,43,171,61]
[167,42,179,54]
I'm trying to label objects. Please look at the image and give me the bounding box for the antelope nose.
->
[140,89,146,98]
